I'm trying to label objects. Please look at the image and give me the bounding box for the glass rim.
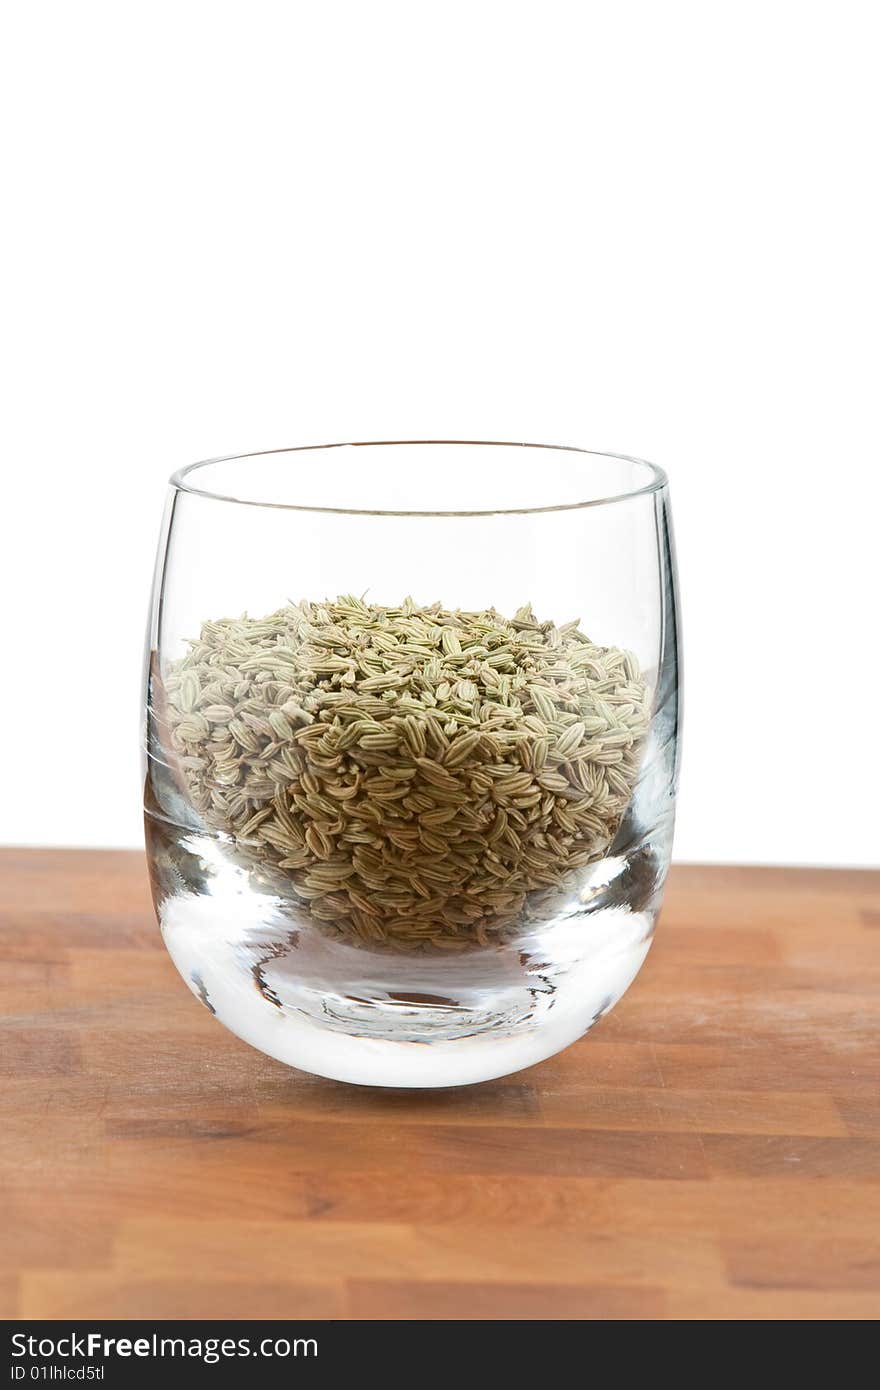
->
[170,440,668,517]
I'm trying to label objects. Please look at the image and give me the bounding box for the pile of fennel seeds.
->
[164,596,650,949]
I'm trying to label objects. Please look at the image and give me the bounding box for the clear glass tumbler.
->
[143,442,681,1087]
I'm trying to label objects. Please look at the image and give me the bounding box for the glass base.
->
[148,811,662,1087]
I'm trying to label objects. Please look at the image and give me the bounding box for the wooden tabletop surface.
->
[1,849,878,1322]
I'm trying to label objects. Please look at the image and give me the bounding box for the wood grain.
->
[0,849,877,1321]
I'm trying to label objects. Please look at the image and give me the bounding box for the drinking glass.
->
[143,442,681,1086]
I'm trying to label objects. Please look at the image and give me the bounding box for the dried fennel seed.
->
[163,597,650,949]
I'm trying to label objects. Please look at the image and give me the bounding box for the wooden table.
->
[1,850,878,1321]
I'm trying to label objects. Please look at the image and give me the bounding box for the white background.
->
[1,1,877,865]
